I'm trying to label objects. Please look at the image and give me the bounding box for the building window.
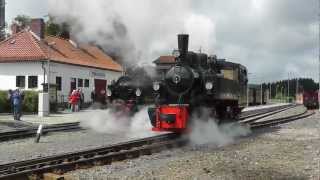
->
[78,78,83,87]
[28,76,38,88]
[16,76,25,88]
[56,76,62,91]
[84,79,89,87]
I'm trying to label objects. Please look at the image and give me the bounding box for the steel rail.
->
[239,104,293,120]
[239,105,297,124]
[0,133,183,179]
[0,105,292,142]
[0,122,81,142]
[0,106,313,179]
[249,110,314,129]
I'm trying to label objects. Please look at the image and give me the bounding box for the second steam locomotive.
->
[148,34,248,132]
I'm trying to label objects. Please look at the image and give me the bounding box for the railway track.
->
[0,105,292,142]
[0,133,185,180]
[0,105,314,179]
[0,122,81,142]
[249,109,314,129]
[239,104,293,120]
[239,105,296,124]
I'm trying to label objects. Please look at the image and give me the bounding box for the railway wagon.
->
[248,85,268,105]
[296,91,319,109]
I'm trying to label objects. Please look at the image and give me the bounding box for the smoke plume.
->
[48,0,215,66]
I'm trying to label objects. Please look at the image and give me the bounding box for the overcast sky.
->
[4,0,319,83]
[5,0,48,23]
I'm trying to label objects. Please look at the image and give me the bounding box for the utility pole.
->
[246,84,249,107]
[318,0,320,111]
[269,83,271,103]
[296,78,299,98]
[260,83,263,105]
[287,73,290,103]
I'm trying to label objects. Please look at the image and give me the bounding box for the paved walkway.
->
[0,110,81,125]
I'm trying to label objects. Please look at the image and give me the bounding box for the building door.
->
[70,78,76,94]
[94,79,107,103]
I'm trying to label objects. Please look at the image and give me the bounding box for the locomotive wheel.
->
[216,106,227,120]
[211,108,221,124]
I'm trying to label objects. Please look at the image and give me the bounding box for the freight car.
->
[248,84,268,105]
[296,91,319,109]
[148,34,248,132]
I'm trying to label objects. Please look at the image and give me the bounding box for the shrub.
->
[22,91,38,113]
[0,91,11,113]
[0,90,38,113]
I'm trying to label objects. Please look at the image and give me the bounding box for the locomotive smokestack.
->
[178,34,189,58]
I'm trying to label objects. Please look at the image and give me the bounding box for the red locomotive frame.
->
[152,104,189,133]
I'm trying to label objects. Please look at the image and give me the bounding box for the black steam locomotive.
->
[148,34,248,132]
[106,67,153,114]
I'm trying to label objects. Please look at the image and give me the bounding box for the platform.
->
[0,111,81,126]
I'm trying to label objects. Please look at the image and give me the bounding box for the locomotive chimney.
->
[178,34,189,58]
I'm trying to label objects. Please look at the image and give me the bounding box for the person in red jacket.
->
[69,90,80,112]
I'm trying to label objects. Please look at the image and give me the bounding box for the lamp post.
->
[47,41,56,114]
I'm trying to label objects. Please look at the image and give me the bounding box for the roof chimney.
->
[10,23,21,35]
[30,18,45,39]
[59,23,70,39]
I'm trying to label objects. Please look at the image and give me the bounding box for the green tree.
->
[45,17,61,36]
[13,15,31,29]
[45,17,70,39]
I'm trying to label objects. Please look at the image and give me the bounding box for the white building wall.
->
[47,62,121,103]
[0,61,122,103]
[0,62,45,91]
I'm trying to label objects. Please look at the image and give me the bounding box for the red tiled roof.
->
[153,55,175,64]
[0,30,123,72]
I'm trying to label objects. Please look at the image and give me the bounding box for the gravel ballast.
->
[67,111,320,180]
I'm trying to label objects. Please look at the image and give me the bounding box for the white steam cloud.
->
[77,107,158,138]
[48,0,215,66]
[189,108,251,146]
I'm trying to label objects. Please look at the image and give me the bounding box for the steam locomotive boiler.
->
[148,34,248,132]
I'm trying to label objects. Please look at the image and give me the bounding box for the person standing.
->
[79,89,84,110]
[7,89,13,114]
[69,90,78,112]
[91,89,96,103]
[12,89,22,120]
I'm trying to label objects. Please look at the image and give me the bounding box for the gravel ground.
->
[0,128,163,164]
[67,111,320,180]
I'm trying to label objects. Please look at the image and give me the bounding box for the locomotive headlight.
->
[135,88,142,97]
[153,82,160,91]
[205,82,213,90]
[106,88,112,97]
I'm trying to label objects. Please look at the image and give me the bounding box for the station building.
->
[0,19,123,104]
